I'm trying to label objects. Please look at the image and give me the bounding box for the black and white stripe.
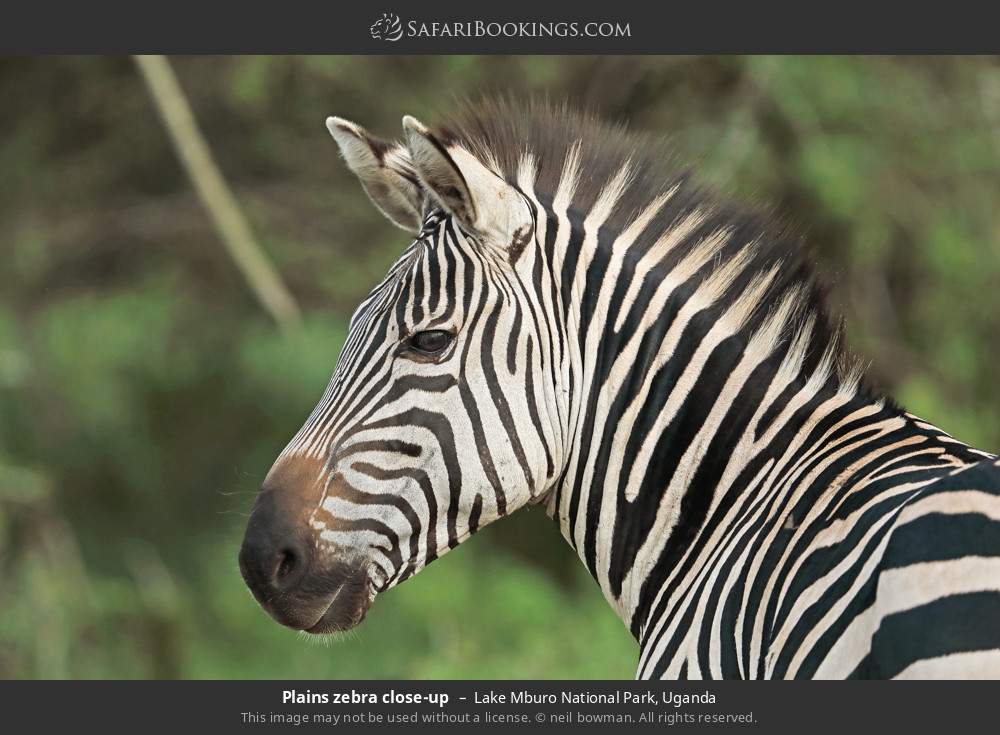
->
[271,100,1000,678]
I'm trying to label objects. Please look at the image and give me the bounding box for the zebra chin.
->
[291,563,376,635]
[245,555,376,635]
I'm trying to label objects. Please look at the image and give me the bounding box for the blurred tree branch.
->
[979,67,1000,260]
[133,55,301,330]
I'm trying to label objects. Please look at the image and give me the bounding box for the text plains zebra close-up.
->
[238,100,1000,679]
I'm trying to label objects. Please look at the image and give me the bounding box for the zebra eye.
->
[407,329,453,355]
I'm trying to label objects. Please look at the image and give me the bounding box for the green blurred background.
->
[1,56,999,679]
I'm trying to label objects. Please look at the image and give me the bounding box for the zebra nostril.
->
[272,547,300,586]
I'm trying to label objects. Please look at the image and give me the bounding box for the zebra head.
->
[239,114,561,634]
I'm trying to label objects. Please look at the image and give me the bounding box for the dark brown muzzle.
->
[238,457,372,633]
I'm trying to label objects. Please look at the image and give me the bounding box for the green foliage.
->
[0,56,999,679]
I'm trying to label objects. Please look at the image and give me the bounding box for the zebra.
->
[239,99,1000,679]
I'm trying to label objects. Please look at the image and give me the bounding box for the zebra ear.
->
[326,116,424,234]
[402,115,532,250]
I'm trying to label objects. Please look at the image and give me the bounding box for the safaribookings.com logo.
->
[370,13,404,41]
[370,14,631,41]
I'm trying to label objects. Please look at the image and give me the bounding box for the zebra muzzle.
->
[238,460,375,633]
[240,530,373,633]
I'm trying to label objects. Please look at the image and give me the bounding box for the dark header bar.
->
[2,2,999,53]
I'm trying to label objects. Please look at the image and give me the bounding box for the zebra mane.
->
[434,96,872,399]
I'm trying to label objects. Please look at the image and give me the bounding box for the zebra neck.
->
[553,333,981,640]
[551,323,986,640]
[534,206,985,643]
